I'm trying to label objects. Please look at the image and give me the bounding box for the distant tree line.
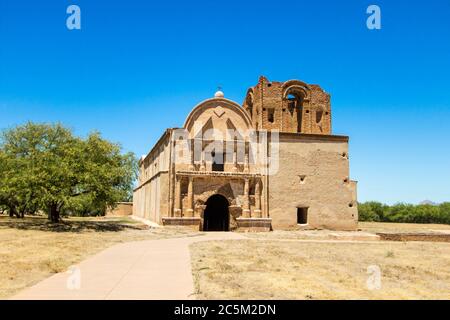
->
[0,122,138,222]
[358,202,450,224]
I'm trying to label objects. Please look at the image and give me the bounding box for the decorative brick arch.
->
[183,97,253,137]
[282,80,311,101]
[194,182,237,207]
[243,88,254,113]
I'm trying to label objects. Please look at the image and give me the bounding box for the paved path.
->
[12,232,245,300]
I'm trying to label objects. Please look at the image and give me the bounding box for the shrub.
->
[358,201,450,224]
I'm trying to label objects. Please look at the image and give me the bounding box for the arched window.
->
[285,89,305,132]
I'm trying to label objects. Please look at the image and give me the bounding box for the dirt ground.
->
[0,215,200,299]
[191,224,450,299]
[244,222,450,241]
[3,217,450,300]
[358,221,450,233]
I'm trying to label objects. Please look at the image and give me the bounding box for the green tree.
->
[358,201,450,224]
[358,201,388,221]
[0,122,137,222]
[384,203,415,222]
[439,203,450,224]
[62,132,137,218]
[0,136,40,218]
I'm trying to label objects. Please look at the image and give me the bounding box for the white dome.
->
[214,90,224,98]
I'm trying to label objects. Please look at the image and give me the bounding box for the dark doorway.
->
[203,194,229,231]
[297,207,308,224]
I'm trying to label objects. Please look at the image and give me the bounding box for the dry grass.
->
[244,222,450,241]
[0,215,200,299]
[244,229,349,240]
[190,240,450,300]
[359,221,450,233]
[4,216,450,300]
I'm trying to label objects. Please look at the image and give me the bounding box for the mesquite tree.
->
[0,122,137,222]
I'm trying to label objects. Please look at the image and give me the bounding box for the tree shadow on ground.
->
[0,215,148,233]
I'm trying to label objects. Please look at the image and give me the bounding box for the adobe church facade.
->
[133,76,358,231]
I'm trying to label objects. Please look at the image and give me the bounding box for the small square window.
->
[297,207,308,224]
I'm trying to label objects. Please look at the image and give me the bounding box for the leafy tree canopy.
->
[358,201,450,224]
[0,122,137,222]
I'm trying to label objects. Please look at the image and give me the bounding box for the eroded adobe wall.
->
[243,76,332,135]
[268,134,358,230]
[132,188,144,218]
[133,133,171,224]
[308,85,332,134]
[106,203,133,216]
[157,172,169,223]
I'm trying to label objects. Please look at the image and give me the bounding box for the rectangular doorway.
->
[297,207,308,225]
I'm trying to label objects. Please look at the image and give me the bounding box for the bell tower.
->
[243,76,332,134]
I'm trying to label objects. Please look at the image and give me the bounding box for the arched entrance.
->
[203,194,229,231]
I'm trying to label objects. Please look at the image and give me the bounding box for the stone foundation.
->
[161,216,272,232]
[161,217,201,230]
[377,232,450,242]
[236,217,272,232]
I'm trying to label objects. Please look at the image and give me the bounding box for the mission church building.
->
[133,76,358,231]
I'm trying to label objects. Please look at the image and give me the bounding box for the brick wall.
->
[243,76,332,135]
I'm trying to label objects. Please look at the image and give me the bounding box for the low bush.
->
[358,202,450,224]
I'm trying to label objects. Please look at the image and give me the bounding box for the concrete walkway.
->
[12,232,245,300]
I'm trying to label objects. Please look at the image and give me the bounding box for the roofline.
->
[139,129,173,164]
[139,130,349,165]
[182,97,252,129]
[278,132,349,142]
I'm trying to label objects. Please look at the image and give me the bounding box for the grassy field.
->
[0,215,200,299]
[191,238,450,299]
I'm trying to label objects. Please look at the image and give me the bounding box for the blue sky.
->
[1,0,449,204]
